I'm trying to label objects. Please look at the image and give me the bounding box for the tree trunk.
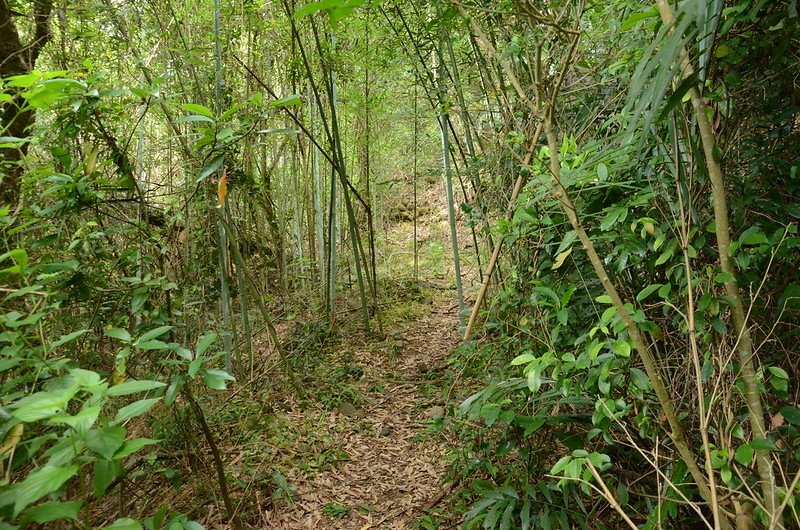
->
[0,0,54,204]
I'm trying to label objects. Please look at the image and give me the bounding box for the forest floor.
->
[142,180,474,529]
[261,287,461,529]
[255,182,469,529]
[110,179,473,529]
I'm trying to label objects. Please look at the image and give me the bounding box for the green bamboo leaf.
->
[136,340,171,350]
[12,465,79,517]
[269,94,302,108]
[636,283,662,302]
[105,328,132,342]
[103,518,143,530]
[620,8,659,31]
[176,114,214,124]
[86,426,126,460]
[107,379,166,397]
[658,73,699,120]
[49,329,89,351]
[137,326,173,343]
[180,103,214,120]
[203,369,235,390]
[196,154,224,183]
[93,458,122,499]
[113,398,162,424]
[195,332,218,357]
[113,438,160,460]
[20,501,81,525]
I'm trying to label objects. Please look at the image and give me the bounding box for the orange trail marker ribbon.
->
[217,168,228,208]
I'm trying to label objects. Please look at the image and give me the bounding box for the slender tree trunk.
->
[654,1,779,524]
[0,0,54,204]
[436,36,465,325]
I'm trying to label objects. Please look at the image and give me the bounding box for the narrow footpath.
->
[264,293,460,529]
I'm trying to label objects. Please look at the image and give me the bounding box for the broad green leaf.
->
[12,390,75,422]
[176,114,214,124]
[779,406,800,425]
[721,465,732,484]
[600,209,621,231]
[93,458,121,499]
[137,325,173,343]
[739,226,767,246]
[195,332,217,357]
[196,154,224,183]
[611,340,631,357]
[630,368,650,390]
[655,249,673,266]
[636,283,663,302]
[511,353,535,366]
[768,366,789,379]
[526,368,542,393]
[103,518,143,530]
[136,339,170,350]
[550,455,572,475]
[269,94,302,108]
[596,163,608,180]
[105,328,132,342]
[113,438,160,459]
[113,398,161,424]
[69,368,102,388]
[715,272,735,284]
[203,369,235,390]
[107,379,166,397]
[735,444,754,466]
[180,103,214,120]
[750,438,778,451]
[12,464,78,517]
[595,295,612,304]
[86,426,126,460]
[20,501,81,524]
[49,405,101,433]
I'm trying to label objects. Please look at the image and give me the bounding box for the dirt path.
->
[262,294,460,529]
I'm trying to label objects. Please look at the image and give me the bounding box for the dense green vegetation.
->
[1,0,799,528]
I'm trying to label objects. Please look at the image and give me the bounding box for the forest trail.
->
[264,301,458,529]
[261,186,466,529]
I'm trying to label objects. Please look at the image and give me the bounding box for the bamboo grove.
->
[1,0,799,528]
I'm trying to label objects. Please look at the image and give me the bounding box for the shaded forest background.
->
[1,0,800,528]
